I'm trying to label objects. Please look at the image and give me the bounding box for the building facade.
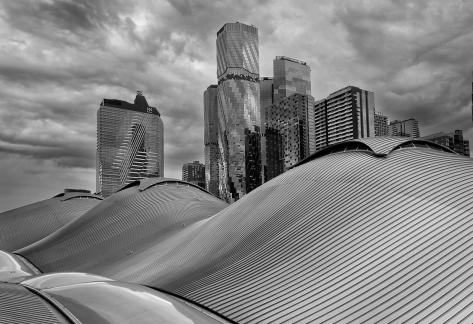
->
[374,112,389,136]
[260,77,273,182]
[96,91,164,197]
[204,85,220,196]
[388,118,420,138]
[182,161,206,188]
[422,130,470,156]
[273,56,311,104]
[216,22,261,202]
[314,86,375,150]
[265,94,315,181]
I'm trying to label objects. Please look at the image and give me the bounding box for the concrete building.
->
[182,161,206,188]
[374,112,389,136]
[96,91,164,197]
[388,118,420,138]
[265,94,315,181]
[314,86,375,150]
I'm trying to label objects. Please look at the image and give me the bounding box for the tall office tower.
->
[471,71,473,122]
[422,130,470,156]
[265,94,315,181]
[96,91,164,197]
[216,22,261,202]
[314,86,375,150]
[182,161,206,188]
[388,118,420,138]
[260,77,273,182]
[204,85,220,197]
[273,56,311,105]
[374,112,389,136]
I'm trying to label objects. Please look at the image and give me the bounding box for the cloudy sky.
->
[0,0,472,211]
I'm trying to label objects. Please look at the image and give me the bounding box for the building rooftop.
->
[275,56,307,65]
[101,92,160,116]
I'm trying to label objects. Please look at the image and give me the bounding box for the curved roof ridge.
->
[292,140,375,168]
[389,138,458,155]
[61,195,103,202]
[294,136,458,168]
[116,177,215,196]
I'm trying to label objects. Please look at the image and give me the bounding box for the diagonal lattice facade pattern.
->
[216,22,261,202]
[96,93,164,197]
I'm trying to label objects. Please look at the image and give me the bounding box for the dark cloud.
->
[1,0,128,40]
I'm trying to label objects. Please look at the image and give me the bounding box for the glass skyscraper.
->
[273,56,311,104]
[216,22,261,202]
[263,57,314,181]
[203,85,219,196]
[96,91,164,197]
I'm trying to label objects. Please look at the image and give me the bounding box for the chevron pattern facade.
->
[96,94,164,197]
[216,22,261,202]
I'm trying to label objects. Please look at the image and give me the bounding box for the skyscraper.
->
[182,161,206,188]
[273,56,311,104]
[314,86,375,150]
[260,77,273,182]
[388,118,420,138]
[96,91,164,197]
[374,112,389,136]
[262,57,315,181]
[265,94,315,180]
[216,22,261,202]
[204,85,219,196]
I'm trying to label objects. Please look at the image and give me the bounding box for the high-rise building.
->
[422,130,470,156]
[374,112,389,136]
[96,91,164,197]
[388,118,420,138]
[273,56,311,104]
[262,57,314,181]
[265,94,315,180]
[182,161,206,188]
[260,77,273,183]
[204,85,220,196]
[314,86,375,150]
[216,22,261,202]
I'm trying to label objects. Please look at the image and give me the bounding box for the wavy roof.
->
[9,137,473,323]
[0,270,230,323]
[293,136,456,168]
[0,191,102,252]
[17,178,228,276]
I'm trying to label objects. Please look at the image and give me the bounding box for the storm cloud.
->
[0,0,472,211]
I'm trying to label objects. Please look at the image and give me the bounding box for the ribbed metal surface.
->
[0,283,70,324]
[141,143,473,323]
[17,179,228,277]
[0,192,102,252]
[14,138,473,323]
